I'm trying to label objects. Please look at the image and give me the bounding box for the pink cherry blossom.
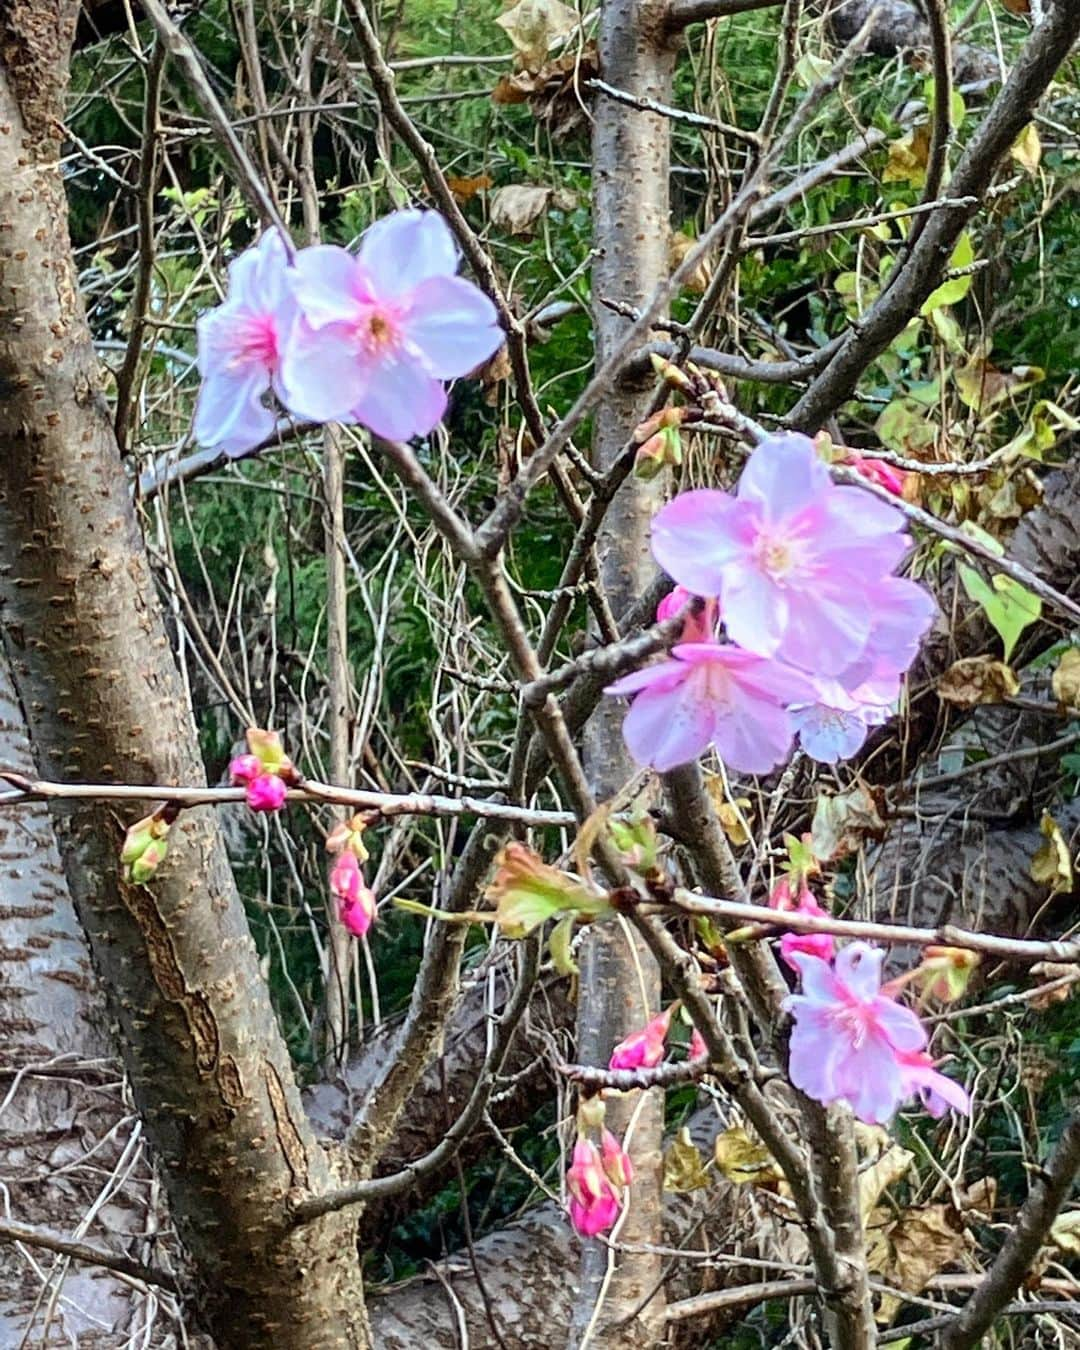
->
[280,209,502,441]
[897,1050,970,1118]
[194,230,297,456]
[605,641,816,775]
[656,586,718,643]
[566,1137,621,1237]
[600,1128,634,1190]
[650,434,911,676]
[688,1028,707,1061]
[770,877,836,967]
[609,1007,672,1071]
[331,852,376,938]
[245,773,288,813]
[789,677,893,765]
[783,943,928,1124]
[228,753,262,784]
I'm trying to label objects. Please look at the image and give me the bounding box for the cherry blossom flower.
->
[789,677,893,765]
[280,209,502,441]
[194,230,297,456]
[897,1050,970,1117]
[689,1028,707,1061]
[609,1007,672,1071]
[566,1137,621,1237]
[784,943,928,1124]
[605,641,816,775]
[650,433,911,677]
[330,851,376,938]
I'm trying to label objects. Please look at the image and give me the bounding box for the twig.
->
[557,1057,709,1093]
[939,1109,1080,1349]
[669,889,1080,964]
[0,1218,180,1294]
[0,771,578,828]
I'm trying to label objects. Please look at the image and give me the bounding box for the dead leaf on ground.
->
[663,1128,711,1193]
[447,173,493,203]
[1049,1211,1080,1257]
[858,1143,915,1225]
[810,784,885,861]
[495,0,580,72]
[491,184,553,236]
[1030,812,1074,897]
[891,1204,966,1293]
[1052,647,1080,709]
[1028,961,1080,1010]
[961,1176,997,1218]
[713,1126,784,1187]
[668,230,712,294]
[937,655,1019,707]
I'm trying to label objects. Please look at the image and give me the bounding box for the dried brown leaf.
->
[937,655,1020,707]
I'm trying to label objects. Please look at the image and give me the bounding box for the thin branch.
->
[666,0,785,30]
[940,1109,1080,1349]
[790,0,1080,428]
[139,0,291,239]
[558,1057,710,1093]
[0,771,578,828]
[669,889,1080,964]
[0,1218,180,1294]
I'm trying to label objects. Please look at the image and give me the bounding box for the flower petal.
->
[279,320,369,422]
[359,209,460,298]
[737,433,832,519]
[710,691,794,774]
[651,490,748,596]
[288,245,367,328]
[619,673,716,772]
[194,368,275,454]
[403,275,502,378]
[351,357,448,441]
[834,942,884,1002]
[792,703,869,764]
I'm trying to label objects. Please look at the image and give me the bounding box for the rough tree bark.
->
[568,2,677,1344]
[0,651,172,1345]
[0,9,366,1347]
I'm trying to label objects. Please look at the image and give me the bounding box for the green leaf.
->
[958,566,1042,661]
[920,233,975,315]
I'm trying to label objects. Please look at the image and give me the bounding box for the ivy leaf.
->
[920,233,975,315]
[958,565,1041,662]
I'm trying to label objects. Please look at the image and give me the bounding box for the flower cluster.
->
[229,728,297,812]
[194,210,503,454]
[784,942,970,1124]
[566,1124,635,1239]
[609,1003,706,1071]
[607,434,935,774]
[326,814,377,939]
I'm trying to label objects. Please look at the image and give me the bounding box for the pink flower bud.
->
[331,852,376,937]
[566,1137,621,1238]
[600,1128,634,1190]
[229,753,261,785]
[776,884,835,969]
[246,773,287,812]
[689,1028,707,1061]
[609,1006,672,1071]
[848,454,907,497]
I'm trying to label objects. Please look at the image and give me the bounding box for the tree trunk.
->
[0,651,175,1345]
[571,3,676,1344]
[0,10,365,1346]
